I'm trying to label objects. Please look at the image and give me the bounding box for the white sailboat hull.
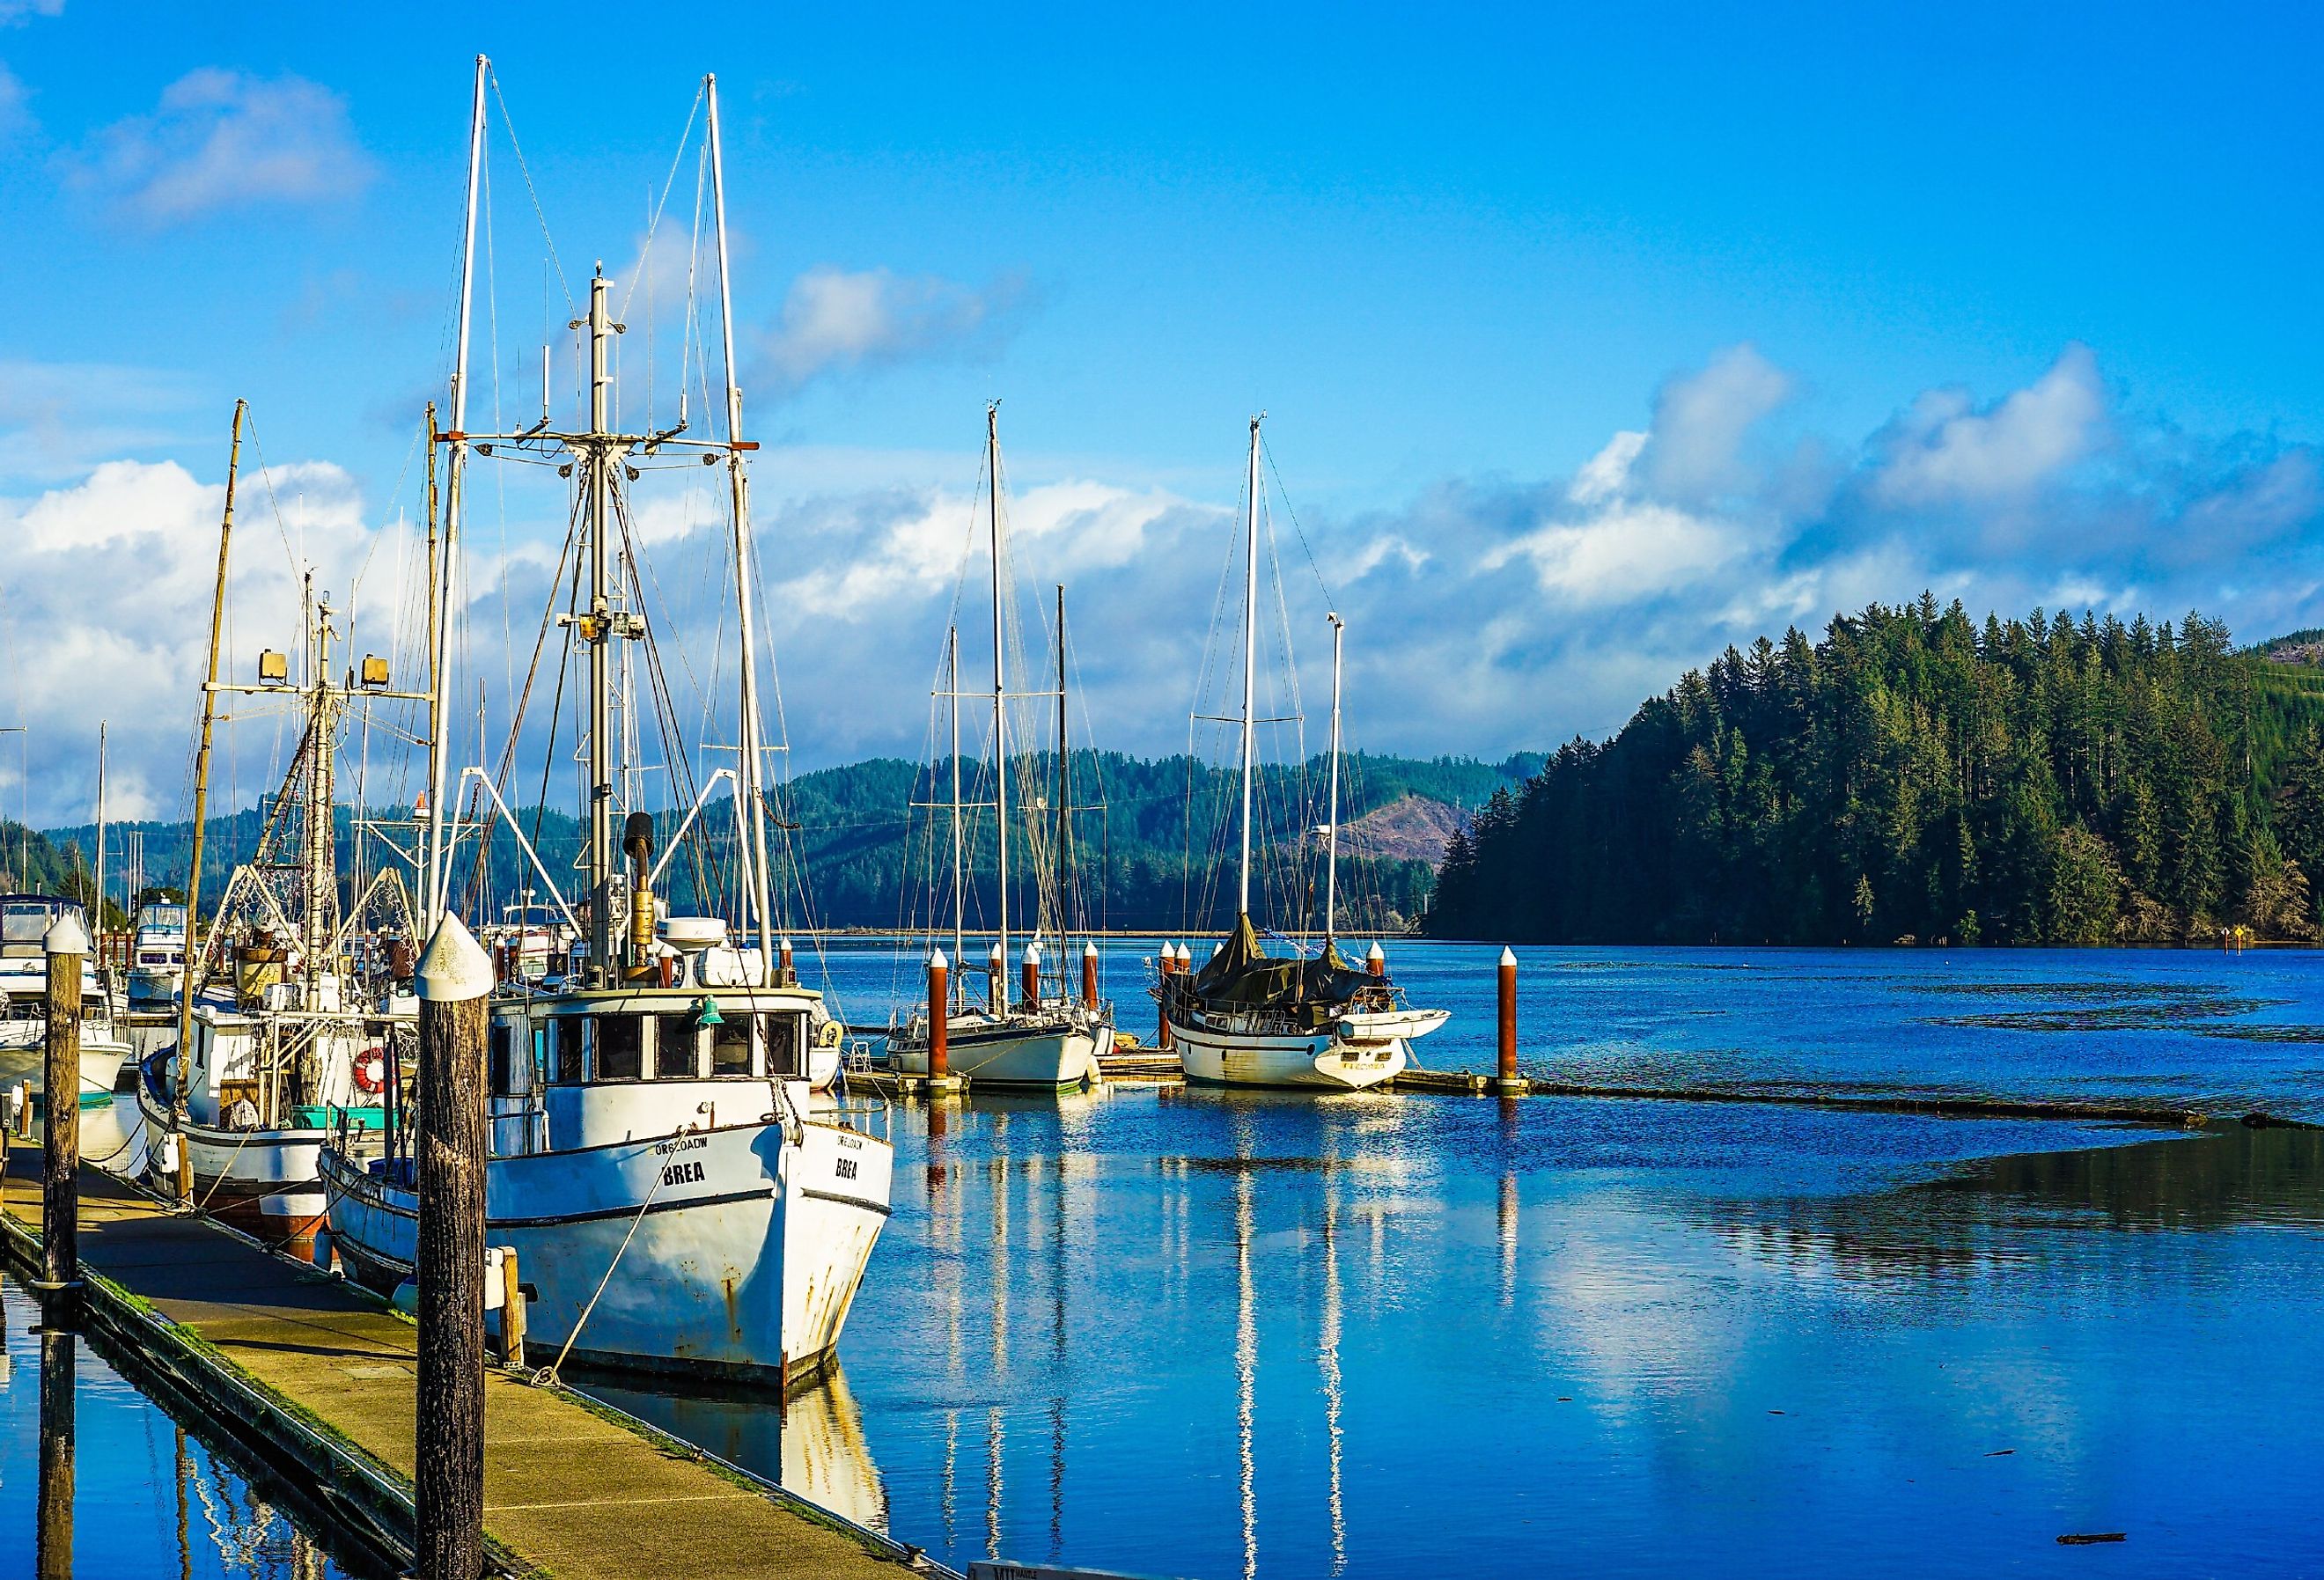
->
[0,1033,130,1100]
[1171,1006,1447,1091]
[321,1117,892,1384]
[889,1015,1104,1087]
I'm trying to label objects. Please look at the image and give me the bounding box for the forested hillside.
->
[1428,597,2324,945]
[57,750,1533,936]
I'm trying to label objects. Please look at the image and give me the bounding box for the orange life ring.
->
[353,1047,388,1095]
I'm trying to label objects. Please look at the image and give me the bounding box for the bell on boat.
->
[694,995,724,1028]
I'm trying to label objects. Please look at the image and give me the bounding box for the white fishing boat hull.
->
[1171,1006,1447,1091]
[888,1014,1105,1087]
[0,1033,130,1100]
[321,1116,892,1384]
[133,1082,346,1244]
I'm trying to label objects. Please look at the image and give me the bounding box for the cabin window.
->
[553,1019,584,1084]
[654,1016,701,1079]
[764,1012,804,1077]
[593,1014,644,1080]
[710,1013,754,1077]
[532,1025,551,1083]
[489,1023,515,1096]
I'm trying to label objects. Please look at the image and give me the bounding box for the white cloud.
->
[1640,344,1792,499]
[755,266,1026,394]
[0,60,28,137]
[0,0,64,22]
[1491,499,1747,605]
[70,69,371,226]
[1873,343,2106,504]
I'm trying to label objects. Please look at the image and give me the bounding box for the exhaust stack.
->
[623,812,656,979]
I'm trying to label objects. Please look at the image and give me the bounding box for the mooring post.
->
[1082,940,1099,1010]
[1021,940,1042,1010]
[987,941,1004,1014]
[1367,941,1386,978]
[927,948,956,1093]
[778,935,794,985]
[1494,946,1524,1095]
[40,912,90,1297]
[1156,942,1176,1051]
[415,913,494,1580]
[498,1245,527,1371]
[37,1325,74,1580]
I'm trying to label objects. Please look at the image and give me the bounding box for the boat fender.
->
[352,1047,388,1094]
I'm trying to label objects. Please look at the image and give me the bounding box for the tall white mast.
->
[584,269,617,976]
[1324,613,1343,946]
[1238,414,1262,922]
[949,625,964,996]
[706,73,776,977]
[94,720,107,930]
[989,403,1011,976]
[426,54,488,926]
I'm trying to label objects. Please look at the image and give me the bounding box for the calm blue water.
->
[805,938,2324,1119]
[0,1270,363,1578]
[613,941,2324,1577]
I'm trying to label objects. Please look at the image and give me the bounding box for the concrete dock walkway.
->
[0,1147,930,1578]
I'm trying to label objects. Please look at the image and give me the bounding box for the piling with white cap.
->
[777,935,794,985]
[39,912,90,1297]
[1082,940,1100,1010]
[1494,946,1524,1095]
[988,940,1004,1012]
[927,949,951,1082]
[1157,942,1178,1050]
[1021,940,1042,1010]
[1366,941,1386,979]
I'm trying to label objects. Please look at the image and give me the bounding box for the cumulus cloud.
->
[70,68,372,226]
[755,266,1027,395]
[11,339,2324,827]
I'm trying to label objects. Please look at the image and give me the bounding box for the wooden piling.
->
[1367,942,1386,978]
[498,1246,527,1371]
[414,914,494,1580]
[1082,940,1099,1010]
[1021,941,1041,1010]
[987,942,1004,1014]
[1156,943,1176,1051]
[37,1325,73,1580]
[927,950,950,1082]
[1494,946,1523,1095]
[41,912,89,1294]
[778,936,794,985]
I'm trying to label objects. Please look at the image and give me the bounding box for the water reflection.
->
[1,1272,360,1578]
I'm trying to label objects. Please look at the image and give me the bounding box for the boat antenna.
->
[426,53,489,926]
[706,72,776,978]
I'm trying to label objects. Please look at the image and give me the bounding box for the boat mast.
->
[303,596,339,975]
[989,402,1010,980]
[93,721,107,933]
[582,268,618,978]
[1055,584,1070,950]
[175,399,243,1196]
[1324,613,1343,948]
[706,72,776,977]
[949,625,964,1000]
[1238,415,1261,923]
[426,54,488,927]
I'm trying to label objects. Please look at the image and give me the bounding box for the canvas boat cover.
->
[1180,914,1381,1014]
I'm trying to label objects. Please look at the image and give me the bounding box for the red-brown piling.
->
[1494,946,1523,1094]
[1156,943,1177,1051]
[1081,941,1099,1010]
[928,949,950,1081]
[1021,942,1042,1010]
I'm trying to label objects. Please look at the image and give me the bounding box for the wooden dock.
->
[0,1150,943,1578]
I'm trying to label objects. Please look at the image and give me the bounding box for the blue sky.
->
[4,2,2324,823]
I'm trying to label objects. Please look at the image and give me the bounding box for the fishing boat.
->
[126,900,189,1006]
[1158,418,1446,1091]
[0,895,133,1099]
[887,407,1112,1087]
[137,552,423,1253]
[321,62,892,1385]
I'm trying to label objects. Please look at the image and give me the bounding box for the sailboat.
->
[138,542,424,1253]
[320,62,892,1384]
[1158,416,1447,1091]
[0,893,133,1100]
[887,406,1111,1088]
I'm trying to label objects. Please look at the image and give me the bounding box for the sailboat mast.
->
[426,53,487,926]
[1055,584,1070,945]
[584,270,617,977]
[949,626,964,996]
[707,73,777,975]
[1324,613,1343,946]
[94,722,107,932]
[1238,415,1261,922]
[175,399,243,1196]
[989,403,1010,973]
[305,599,339,972]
